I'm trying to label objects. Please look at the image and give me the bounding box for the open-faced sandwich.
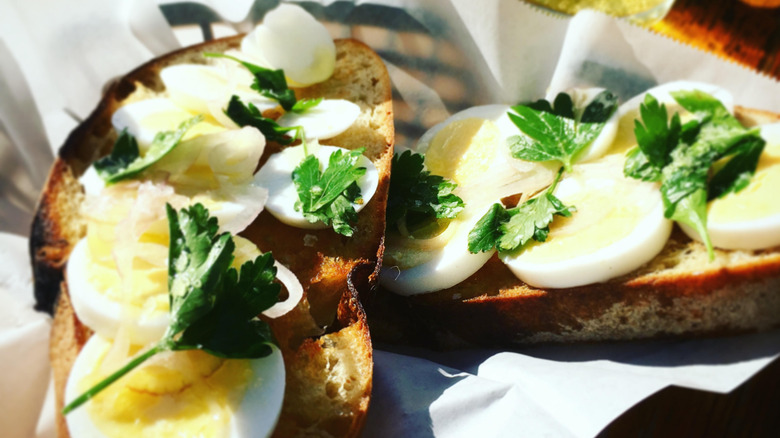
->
[30,4,393,437]
[374,81,780,347]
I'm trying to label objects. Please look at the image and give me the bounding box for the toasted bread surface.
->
[368,106,780,348]
[31,36,392,437]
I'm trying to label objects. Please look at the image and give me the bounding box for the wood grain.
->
[650,0,780,79]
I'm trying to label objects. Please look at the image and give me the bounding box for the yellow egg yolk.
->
[385,118,501,270]
[708,139,780,223]
[84,185,258,319]
[136,109,224,152]
[515,174,649,264]
[82,346,252,438]
[425,118,500,189]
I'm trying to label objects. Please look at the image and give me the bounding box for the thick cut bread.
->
[367,106,780,349]
[30,37,393,437]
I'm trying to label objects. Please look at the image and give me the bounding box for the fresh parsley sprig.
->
[225,95,300,144]
[386,150,464,236]
[94,116,203,184]
[624,90,765,260]
[204,53,319,113]
[468,167,574,253]
[62,203,280,415]
[508,90,618,172]
[292,148,367,236]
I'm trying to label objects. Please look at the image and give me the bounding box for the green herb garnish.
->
[292,148,367,237]
[225,95,300,144]
[94,116,202,184]
[205,53,319,113]
[386,150,465,235]
[508,90,618,171]
[468,167,574,253]
[624,90,765,260]
[62,203,280,415]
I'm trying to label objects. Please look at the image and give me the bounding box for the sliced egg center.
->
[500,155,672,288]
[254,143,379,229]
[65,335,284,438]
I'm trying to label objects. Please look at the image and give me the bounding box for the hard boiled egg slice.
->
[254,143,378,229]
[681,123,780,250]
[67,238,169,345]
[381,201,496,296]
[609,81,733,155]
[65,335,284,438]
[111,98,224,148]
[160,63,277,124]
[276,99,361,140]
[241,4,336,87]
[382,112,525,296]
[414,104,557,204]
[415,104,517,154]
[500,155,672,289]
[70,181,273,344]
[565,87,619,163]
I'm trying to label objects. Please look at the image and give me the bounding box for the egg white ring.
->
[65,335,285,438]
[679,214,780,251]
[533,87,618,163]
[276,99,360,140]
[262,261,304,319]
[575,108,618,163]
[254,145,379,229]
[80,166,106,197]
[679,123,780,250]
[66,238,169,345]
[242,4,336,87]
[415,104,514,154]
[380,203,496,296]
[500,199,673,289]
[230,343,286,438]
[161,64,228,115]
[112,98,188,146]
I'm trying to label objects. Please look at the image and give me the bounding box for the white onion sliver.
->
[263,262,303,319]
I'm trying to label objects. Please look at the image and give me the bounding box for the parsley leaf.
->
[205,52,297,111]
[508,91,617,172]
[292,148,367,236]
[94,116,202,184]
[623,89,766,260]
[386,150,465,232]
[225,95,298,144]
[468,168,574,253]
[62,203,280,414]
[467,203,510,253]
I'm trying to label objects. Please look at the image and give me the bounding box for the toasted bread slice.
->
[30,36,393,437]
[367,106,780,349]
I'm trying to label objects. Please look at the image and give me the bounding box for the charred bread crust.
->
[367,106,780,349]
[32,37,392,437]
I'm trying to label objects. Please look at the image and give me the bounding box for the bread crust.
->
[368,106,780,348]
[31,36,392,437]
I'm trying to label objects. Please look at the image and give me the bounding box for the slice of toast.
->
[366,106,780,349]
[30,36,393,437]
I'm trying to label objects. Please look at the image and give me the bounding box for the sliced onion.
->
[263,261,303,319]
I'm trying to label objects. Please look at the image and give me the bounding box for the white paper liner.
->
[1,1,779,437]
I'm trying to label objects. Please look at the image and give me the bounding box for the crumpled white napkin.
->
[1,1,779,437]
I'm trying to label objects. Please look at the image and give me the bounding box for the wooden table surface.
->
[599,2,780,436]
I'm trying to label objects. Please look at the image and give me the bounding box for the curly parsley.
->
[386,150,465,235]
